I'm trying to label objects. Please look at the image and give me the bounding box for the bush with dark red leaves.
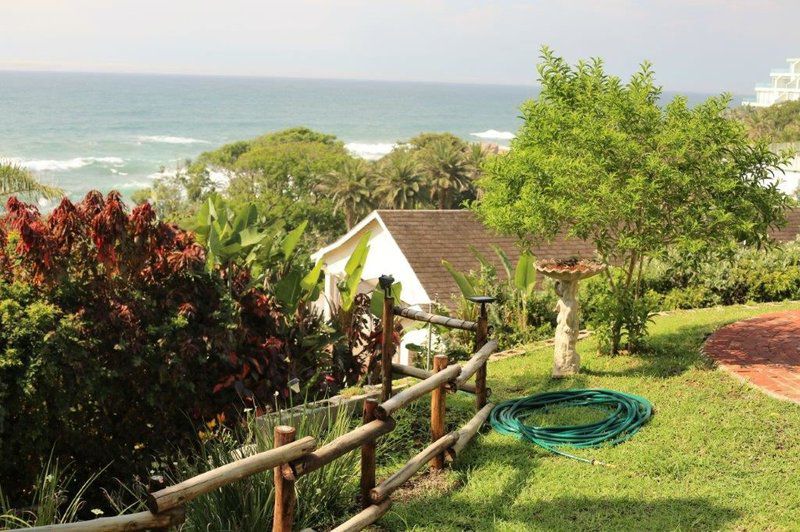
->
[0,192,343,502]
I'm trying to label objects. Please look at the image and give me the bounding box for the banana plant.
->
[336,232,371,312]
[443,247,537,329]
[512,251,536,328]
[193,195,270,279]
[193,195,323,312]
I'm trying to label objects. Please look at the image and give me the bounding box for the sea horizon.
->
[0,70,747,203]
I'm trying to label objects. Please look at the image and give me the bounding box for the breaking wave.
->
[345,142,396,160]
[137,135,210,145]
[470,129,515,140]
[3,156,125,172]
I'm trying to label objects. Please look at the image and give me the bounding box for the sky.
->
[1,0,799,94]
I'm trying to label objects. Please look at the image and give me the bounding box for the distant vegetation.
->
[730,100,800,143]
[133,127,491,246]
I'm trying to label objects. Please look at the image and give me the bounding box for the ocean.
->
[0,71,734,202]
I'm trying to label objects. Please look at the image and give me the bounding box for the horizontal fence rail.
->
[393,305,478,331]
[457,339,499,385]
[375,363,462,420]
[392,362,482,395]
[289,418,396,478]
[370,431,460,503]
[27,508,186,532]
[147,436,316,514]
[22,278,499,532]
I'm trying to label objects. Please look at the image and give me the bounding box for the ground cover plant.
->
[382,301,800,530]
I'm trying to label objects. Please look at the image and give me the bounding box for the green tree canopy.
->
[198,127,352,246]
[476,48,791,352]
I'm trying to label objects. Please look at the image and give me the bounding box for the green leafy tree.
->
[730,100,800,143]
[202,127,351,246]
[476,48,791,354]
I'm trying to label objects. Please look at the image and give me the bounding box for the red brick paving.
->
[704,310,800,404]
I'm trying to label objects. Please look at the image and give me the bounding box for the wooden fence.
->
[27,282,498,532]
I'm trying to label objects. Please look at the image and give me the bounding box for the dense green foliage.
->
[386,302,800,530]
[137,128,489,243]
[730,99,800,143]
[476,48,790,353]
[0,192,372,510]
[178,407,360,531]
[647,238,800,309]
[440,248,557,356]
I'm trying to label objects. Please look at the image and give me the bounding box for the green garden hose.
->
[490,389,653,465]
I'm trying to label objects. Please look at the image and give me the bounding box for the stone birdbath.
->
[535,258,606,378]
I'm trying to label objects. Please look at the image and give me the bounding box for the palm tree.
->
[418,138,472,209]
[0,163,63,201]
[374,148,426,209]
[321,158,373,229]
[465,143,487,181]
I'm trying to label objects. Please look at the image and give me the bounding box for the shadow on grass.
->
[575,322,722,380]
[387,491,740,531]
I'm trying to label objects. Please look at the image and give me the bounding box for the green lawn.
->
[380,302,800,531]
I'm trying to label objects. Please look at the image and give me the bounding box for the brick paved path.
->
[704,311,800,404]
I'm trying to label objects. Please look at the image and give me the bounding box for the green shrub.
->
[0,193,367,512]
[644,238,800,309]
[581,274,659,354]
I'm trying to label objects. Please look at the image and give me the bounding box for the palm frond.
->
[0,163,64,200]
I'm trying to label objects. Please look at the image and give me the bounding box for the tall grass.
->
[0,453,105,528]
[178,405,361,531]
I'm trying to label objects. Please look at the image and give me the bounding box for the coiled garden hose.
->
[490,389,653,465]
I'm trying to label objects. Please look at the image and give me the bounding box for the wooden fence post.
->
[360,399,378,509]
[379,275,395,402]
[273,426,297,532]
[430,354,448,470]
[148,476,169,532]
[474,302,489,410]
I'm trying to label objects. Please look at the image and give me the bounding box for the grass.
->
[378,301,800,531]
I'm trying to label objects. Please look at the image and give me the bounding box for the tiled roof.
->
[376,207,800,310]
[771,208,800,243]
[375,210,595,309]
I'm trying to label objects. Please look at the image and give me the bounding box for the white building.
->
[771,143,800,195]
[744,58,800,107]
[311,209,593,365]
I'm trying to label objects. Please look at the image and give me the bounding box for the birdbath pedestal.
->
[535,259,606,378]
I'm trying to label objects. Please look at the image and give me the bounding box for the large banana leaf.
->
[442,259,477,298]
[514,252,536,295]
[282,220,308,260]
[493,245,513,279]
[301,259,324,292]
[339,232,371,311]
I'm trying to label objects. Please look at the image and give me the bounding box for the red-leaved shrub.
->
[0,192,341,502]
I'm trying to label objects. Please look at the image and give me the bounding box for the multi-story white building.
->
[743,58,800,107]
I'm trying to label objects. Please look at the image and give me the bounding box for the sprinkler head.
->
[466,296,496,305]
